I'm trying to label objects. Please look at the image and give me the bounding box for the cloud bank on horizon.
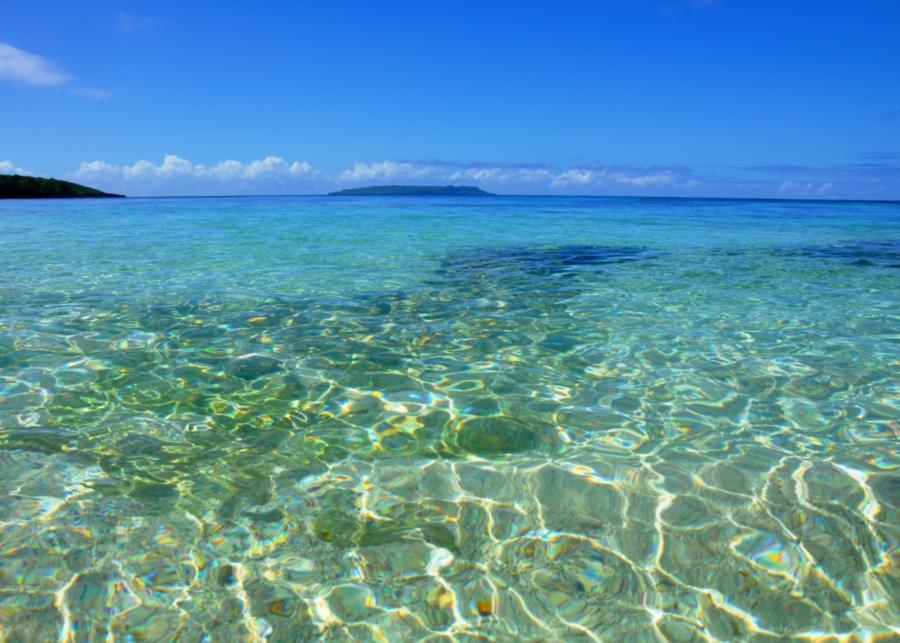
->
[3,154,897,200]
[70,155,317,194]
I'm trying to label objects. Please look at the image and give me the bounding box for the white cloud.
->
[0,43,70,86]
[515,168,554,183]
[548,167,676,189]
[611,171,675,187]
[75,156,694,196]
[244,156,314,179]
[336,160,695,194]
[448,167,519,182]
[69,154,319,195]
[778,180,836,197]
[3,153,886,198]
[342,162,558,187]
[339,160,434,182]
[0,160,32,175]
[0,42,109,96]
[499,165,669,189]
[551,169,595,187]
[73,154,316,181]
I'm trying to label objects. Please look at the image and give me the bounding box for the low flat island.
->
[0,174,124,199]
[328,184,494,196]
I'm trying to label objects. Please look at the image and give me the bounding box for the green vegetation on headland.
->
[0,174,124,199]
[328,185,494,196]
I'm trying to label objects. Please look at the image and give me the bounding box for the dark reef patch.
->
[439,244,655,277]
[789,239,900,268]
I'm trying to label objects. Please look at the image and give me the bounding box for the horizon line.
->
[87,193,900,205]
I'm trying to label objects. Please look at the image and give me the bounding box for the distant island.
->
[0,174,124,199]
[328,185,494,196]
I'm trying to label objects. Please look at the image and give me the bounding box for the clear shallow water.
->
[0,195,898,641]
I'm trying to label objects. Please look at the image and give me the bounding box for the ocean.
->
[0,195,897,640]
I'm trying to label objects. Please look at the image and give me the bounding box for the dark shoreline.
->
[0,174,124,199]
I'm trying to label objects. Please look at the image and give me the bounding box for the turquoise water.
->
[0,195,898,641]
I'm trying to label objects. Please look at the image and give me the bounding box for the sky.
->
[1,1,899,199]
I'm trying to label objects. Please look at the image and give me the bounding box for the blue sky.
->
[1,1,899,198]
